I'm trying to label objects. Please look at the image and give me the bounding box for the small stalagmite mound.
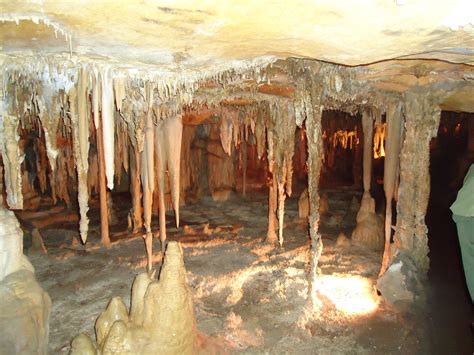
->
[70,241,198,355]
[298,189,329,219]
[351,192,384,251]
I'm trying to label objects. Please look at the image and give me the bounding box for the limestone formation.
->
[352,192,384,251]
[70,241,197,355]
[1,3,473,323]
[0,206,51,354]
[298,189,329,220]
[336,232,351,248]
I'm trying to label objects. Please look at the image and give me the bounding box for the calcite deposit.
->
[70,241,197,355]
[0,206,51,354]
[0,2,473,352]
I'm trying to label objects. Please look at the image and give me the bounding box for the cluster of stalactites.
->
[0,62,196,245]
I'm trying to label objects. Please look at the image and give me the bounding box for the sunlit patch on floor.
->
[316,275,379,316]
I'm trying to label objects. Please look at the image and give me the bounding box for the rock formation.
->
[0,206,51,354]
[70,241,197,355]
[298,188,328,220]
[352,192,384,251]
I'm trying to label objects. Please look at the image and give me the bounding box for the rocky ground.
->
[23,190,429,354]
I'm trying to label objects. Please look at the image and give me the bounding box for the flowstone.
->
[0,206,51,354]
[70,241,198,355]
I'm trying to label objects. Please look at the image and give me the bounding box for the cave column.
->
[380,101,403,275]
[128,144,143,233]
[394,92,440,273]
[306,85,324,309]
[1,112,24,210]
[361,108,373,195]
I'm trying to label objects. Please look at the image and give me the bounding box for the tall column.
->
[394,92,440,273]
[361,108,373,194]
[306,85,323,309]
[380,101,403,275]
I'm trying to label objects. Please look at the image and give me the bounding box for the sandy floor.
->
[23,191,429,354]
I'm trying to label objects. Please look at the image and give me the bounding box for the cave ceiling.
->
[1,1,474,112]
[1,0,473,69]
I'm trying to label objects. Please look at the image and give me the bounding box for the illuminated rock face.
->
[0,206,51,355]
[1,1,473,69]
[71,241,197,355]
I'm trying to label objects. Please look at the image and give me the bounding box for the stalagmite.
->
[277,175,286,246]
[71,241,198,354]
[0,206,51,354]
[352,193,384,251]
[100,66,115,190]
[267,173,278,244]
[0,113,24,210]
[380,102,403,276]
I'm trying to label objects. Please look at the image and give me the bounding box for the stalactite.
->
[380,102,403,276]
[361,108,374,194]
[69,70,90,243]
[100,66,115,190]
[164,115,183,228]
[155,114,183,255]
[97,100,110,247]
[142,105,155,271]
[266,99,296,246]
[254,103,267,159]
[241,138,247,196]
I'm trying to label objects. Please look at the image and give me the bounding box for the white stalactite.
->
[101,66,115,190]
[380,102,403,276]
[70,73,90,243]
[154,114,183,251]
[163,115,183,228]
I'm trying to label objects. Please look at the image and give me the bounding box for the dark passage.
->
[427,111,474,354]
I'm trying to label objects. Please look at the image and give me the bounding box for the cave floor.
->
[24,191,429,354]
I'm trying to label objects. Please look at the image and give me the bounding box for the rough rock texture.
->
[0,206,51,354]
[70,241,197,355]
[352,192,384,251]
[376,252,424,312]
